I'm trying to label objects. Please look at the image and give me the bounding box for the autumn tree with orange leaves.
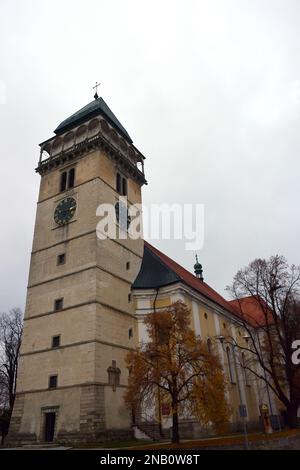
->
[124,301,230,443]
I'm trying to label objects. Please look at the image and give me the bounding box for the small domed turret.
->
[194,254,204,281]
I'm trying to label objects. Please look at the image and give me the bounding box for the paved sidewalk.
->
[115,429,300,450]
[2,429,300,450]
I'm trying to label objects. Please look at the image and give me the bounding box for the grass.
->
[127,428,300,450]
[70,428,300,450]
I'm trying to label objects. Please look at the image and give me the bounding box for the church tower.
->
[8,93,146,444]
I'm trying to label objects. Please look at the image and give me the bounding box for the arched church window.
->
[226,346,236,384]
[242,352,250,386]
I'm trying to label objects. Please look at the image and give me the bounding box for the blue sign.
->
[239,404,247,418]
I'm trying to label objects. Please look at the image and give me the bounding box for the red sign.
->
[161,404,170,416]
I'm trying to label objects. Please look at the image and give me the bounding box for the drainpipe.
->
[153,287,163,437]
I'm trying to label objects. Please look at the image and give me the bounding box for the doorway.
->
[44,412,56,442]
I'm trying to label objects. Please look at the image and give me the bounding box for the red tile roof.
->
[229,296,274,327]
[143,242,273,328]
[144,241,237,316]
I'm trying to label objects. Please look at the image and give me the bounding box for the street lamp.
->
[216,335,225,344]
[217,335,249,450]
[255,330,280,431]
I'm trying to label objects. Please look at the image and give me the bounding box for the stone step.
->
[136,422,168,441]
[22,443,58,448]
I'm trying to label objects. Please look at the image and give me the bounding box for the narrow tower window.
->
[52,335,61,348]
[54,298,64,311]
[122,177,127,196]
[116,172,121,194]
[57,253,66,265]
[60,172,67,192]
[68,168,75,188]
[48,375,58,389]
[116,171,127,196]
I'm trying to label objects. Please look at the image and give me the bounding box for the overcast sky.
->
[1,0,300,312]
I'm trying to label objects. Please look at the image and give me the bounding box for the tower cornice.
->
[37,130,147,185]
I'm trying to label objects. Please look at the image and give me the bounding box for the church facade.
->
[132,242,282,438]
[8,95,281,444]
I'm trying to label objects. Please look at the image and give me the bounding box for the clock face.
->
[54,197,77,226]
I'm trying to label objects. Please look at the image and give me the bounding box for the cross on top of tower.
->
[93,81,100,100]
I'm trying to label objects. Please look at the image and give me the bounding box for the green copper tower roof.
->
[193,254,204,280]
[54,96,132,143]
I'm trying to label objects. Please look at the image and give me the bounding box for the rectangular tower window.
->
[60,171,67,192]
[48,375,58,389]
[52,335,60,348]
[57,253,66,265]
[68,168,75,188]
[116,172,121,194]
[128,293,132,302]
[116,172,127,196]
[122,177,127,196]
[126,261,130,270]
[54,298,64,311]
[128,328,133,339]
